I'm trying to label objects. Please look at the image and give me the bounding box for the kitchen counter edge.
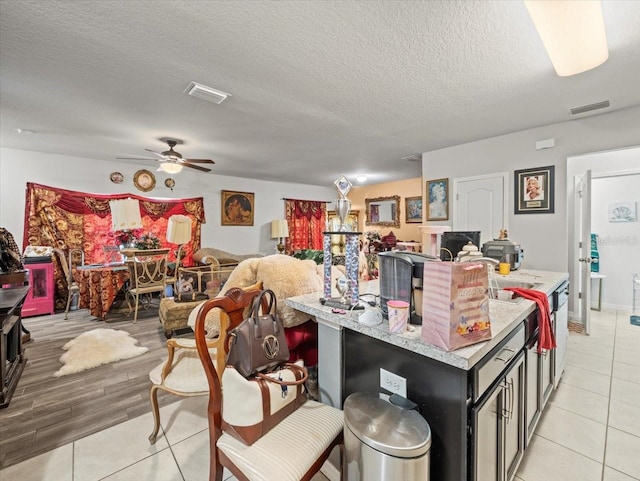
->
[286,269,569,370]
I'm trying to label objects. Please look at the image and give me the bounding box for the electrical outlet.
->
[380,368,407,398]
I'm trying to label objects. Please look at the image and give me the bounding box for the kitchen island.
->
[287,269,569,481]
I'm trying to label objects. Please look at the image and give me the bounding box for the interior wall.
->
[591,174,640,310]
[0,148,334,255]
[350,177,423,244]
[422,105,640,280]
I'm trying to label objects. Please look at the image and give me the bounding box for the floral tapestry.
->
[23,182,205,310]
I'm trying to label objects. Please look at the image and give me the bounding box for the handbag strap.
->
[255,363,308,385]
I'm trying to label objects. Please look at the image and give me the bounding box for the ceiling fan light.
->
[158,163,183,174]
[524,0,608,77]
[184,81,231,104]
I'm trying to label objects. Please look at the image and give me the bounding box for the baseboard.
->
[600,302,632,312]
[320,459,341,481]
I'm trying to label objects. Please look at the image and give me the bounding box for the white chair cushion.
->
[217,400,343,481]
[149,346,216,392]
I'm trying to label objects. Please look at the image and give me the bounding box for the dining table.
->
[73,263,130,320]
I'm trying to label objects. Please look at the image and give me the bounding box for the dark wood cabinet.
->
[0,284,29,408]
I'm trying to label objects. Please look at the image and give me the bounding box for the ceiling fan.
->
[117,139,215,173]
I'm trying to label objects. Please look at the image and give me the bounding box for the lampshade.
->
[110,198,142,231]
[166,215,192,245]
[158,162,184,174]
[270,219,289,239]
[524,0,608,77]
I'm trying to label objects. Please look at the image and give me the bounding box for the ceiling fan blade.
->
[145,149,168,159]
[184,158,215,164]
[182,163,211,173]
[116,156,158,161]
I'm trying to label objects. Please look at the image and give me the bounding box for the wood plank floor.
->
[0,302,184,469]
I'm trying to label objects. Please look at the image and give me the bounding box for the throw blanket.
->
[505,288,557,353]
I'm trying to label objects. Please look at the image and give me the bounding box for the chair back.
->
[193,287,265,480]
[53,248,85,283]
[127,249,169,293]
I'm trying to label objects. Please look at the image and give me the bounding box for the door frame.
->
[572,167,640,328]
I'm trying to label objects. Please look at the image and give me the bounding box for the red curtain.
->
[284,199,326,252]
[23,183,205,310]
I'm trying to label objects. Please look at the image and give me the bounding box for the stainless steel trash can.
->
[344,392,431,481]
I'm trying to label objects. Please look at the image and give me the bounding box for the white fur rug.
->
[54,328,149,377]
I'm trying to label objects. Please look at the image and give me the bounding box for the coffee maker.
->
[378,251,440,325]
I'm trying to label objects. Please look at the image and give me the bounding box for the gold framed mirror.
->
[365,195,400,228]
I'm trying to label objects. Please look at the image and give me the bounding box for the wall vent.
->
[570,100,610,115]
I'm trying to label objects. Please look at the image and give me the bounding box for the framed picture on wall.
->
[221,190,254,226]
[405,196,422,223]
[514,165,555,214]
[426,178,449,221]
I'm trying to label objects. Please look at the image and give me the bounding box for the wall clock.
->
[133,169,156,192]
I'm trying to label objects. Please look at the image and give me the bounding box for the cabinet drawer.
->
[473,323,525,402]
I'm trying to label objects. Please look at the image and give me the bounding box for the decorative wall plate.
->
[109,171,124,184]
[165,178,175,190]
[133,169,156,192]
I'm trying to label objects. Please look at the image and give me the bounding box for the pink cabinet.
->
[22,261,55,317]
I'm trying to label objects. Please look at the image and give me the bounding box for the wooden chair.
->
[148,284,263,444]
[194,288,344,481]
[125,249,169,323]
[52,248,85,319]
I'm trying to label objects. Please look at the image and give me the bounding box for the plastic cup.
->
[499,262,511,275]
[387,300,410,333]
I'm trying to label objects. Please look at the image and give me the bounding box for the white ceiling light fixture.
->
[157,162,183,174]
[524,0,609,77]
[184,81,232,104]
[356,175,368,183]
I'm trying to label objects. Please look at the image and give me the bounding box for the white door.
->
[453,173,508,246]
[575,170,592,334]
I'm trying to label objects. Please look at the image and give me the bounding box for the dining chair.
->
[194,288,344,481]
[148,283,264,445]
[125,249,168,323]
[53,247,85,319]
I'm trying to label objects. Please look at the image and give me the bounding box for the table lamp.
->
[166,215,192,266]
[109,198,143,247]
[271,219,289,254]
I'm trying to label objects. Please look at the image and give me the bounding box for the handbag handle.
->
[255,363,308,385]
[250,288,277,319]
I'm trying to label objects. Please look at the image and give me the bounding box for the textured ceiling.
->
[1,0,639,186]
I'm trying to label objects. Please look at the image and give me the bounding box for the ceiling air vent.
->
[570,100,610,115]
[184,82,231,105]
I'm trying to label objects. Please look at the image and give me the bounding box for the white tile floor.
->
[516,309,640,481]
[0,309,637,481]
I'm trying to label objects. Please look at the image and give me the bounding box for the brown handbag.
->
[226,289,290,377]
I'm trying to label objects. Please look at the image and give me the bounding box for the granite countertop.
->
[286,269,569,370]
